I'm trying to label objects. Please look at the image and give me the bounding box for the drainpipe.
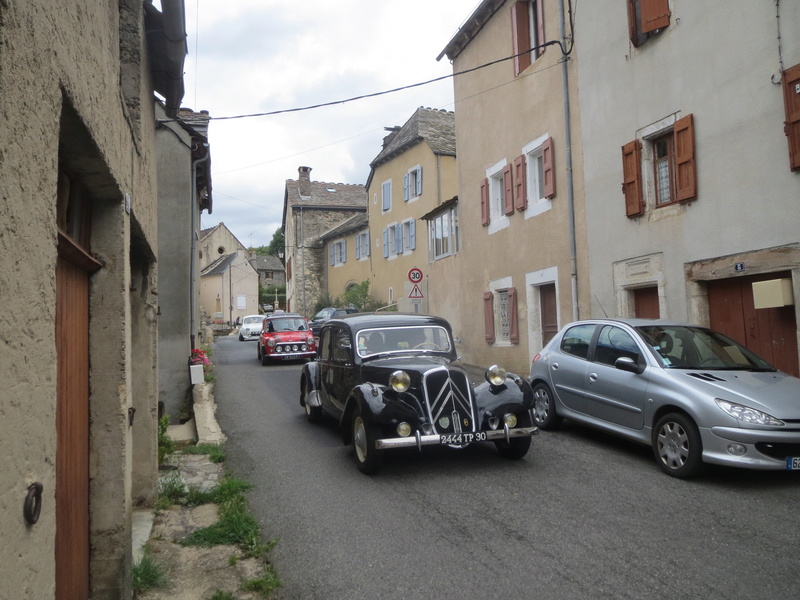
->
[560,0,579,321]
[190,144,210,350]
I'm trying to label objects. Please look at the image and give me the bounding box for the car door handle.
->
[588,372,598,382]
[551,362,559,371]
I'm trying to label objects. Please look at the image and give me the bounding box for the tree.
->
[249,228,285,256]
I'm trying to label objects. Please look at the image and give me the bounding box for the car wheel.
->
[302,379,322,423]
[494,411,533,459]
[652,412,704,478]
[532,382,563,430]
[238,333,244,341]
[256,343,261,360]
[260,348,270,366]
[352,407,383,474]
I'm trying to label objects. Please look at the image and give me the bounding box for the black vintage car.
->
[300,313,538,473]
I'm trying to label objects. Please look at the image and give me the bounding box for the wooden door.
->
[56,255,90,599]
[707,273,799,376]
[540,284,558,347]
[634,286,660,319]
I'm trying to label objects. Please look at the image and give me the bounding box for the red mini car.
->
[257,312,316,365]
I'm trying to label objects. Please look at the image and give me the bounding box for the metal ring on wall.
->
[24,482,43,525]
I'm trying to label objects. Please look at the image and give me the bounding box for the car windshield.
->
[635,325,776,371]
[356,325,452,358]
[243,316,263,325]
[312,309,334,321]
[266,318,307,333]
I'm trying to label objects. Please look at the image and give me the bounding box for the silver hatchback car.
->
[529,319,800,478]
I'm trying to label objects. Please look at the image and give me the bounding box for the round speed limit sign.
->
[408,268,423,283]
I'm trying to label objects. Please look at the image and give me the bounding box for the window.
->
[355,230,370,259]
[481,160,511,233]
[382,180,392,212]
[627,0,670,47]
[560,324,595,359]
[404,166,422,201]
[383,224,403,258]
[595,326,640,367]
[782,63,800,172]
[483,284,519,345]
[519,134,555,217]
[402,219,416,253]
[428,203,459,261]
[329,239,346,266]
[622,113,696,217]
[511,1,545,76]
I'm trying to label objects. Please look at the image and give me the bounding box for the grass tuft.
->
[241,564,282,597]
[132,551,170,594]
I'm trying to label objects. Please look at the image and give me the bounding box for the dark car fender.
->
[473,373,535,427]
[299,360,322,410]
[340,383,399,445]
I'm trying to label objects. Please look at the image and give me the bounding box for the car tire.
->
[494,411,533,459]
[652,412,704,478]
[302,378,322,423]
[256,343,261,361]
[238,333,244,341]
[532,382,563,430]
[260,348,269,366]
[352,406,383,474]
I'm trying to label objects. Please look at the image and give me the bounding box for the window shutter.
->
[395,226,403,254]
[409,220,416,250]
[503,164,514,216]
[480,178,490,226]
[341,241,346,263]
[621,139,644,217]
[536,0,545,57]
[365,230,371,256]
[483,292,496,344]
[783,63,800,172]
[542,136,556,198]
[509,287,519,344]
[511,2,531,76]
[513,154,527,211]
[403,173,410,201]
[355,236,360,260]
[416,167,423,196]
[383,228,389,257]
[641,0,670,34]
[674,114,697,202]
[330,245,335,266]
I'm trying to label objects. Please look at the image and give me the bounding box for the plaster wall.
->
[446,0,587,374]
[575,1,800,321]
[325,229,374,300]
[0,1,159,597]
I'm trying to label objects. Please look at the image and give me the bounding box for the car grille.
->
[422,367,476,434]
[274,343,309,353]
[755,442,800,460]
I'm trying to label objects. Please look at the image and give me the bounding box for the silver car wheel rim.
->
[657,421,689,469]
[533,388,550,423]
[354,416,368,463]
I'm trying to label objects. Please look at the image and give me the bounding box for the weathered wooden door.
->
[56,255,90,599]
[634,286,660,319]
[707,273,799,376]
[540,283,559,347]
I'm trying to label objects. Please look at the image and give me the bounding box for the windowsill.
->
[488,214,510,234]
[525,198,553,219]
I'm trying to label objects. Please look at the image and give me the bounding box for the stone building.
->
[282,167,367,317]
[0,1,188,597]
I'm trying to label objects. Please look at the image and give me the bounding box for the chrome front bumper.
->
[375,425,538,451]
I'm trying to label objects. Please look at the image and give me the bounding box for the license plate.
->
[282,354,299,360]
[787,457,800,470]
[440,431,488,445]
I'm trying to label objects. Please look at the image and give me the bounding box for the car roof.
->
[243,314,265,319]
[325,312,452,334]
[562,318,703,330]
[265,312,304,319]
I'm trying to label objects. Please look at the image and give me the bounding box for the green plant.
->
[241,565,281,597]
[157,415,175,465]
[132,550,170,594]
[183,443,227,463]
[208,591,236,600]
[155,473,186,510]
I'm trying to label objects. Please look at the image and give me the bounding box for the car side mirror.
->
[615,356,644,374]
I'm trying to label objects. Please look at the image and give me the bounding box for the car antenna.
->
[594,295,608,318]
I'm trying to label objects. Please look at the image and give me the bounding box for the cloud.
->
[184,0,472,249]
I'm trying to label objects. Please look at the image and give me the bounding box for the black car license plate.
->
[439,432,487,445]
[282,354,299,360]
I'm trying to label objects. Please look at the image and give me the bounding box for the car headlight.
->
[485,365,507,386]
[503,413,518,428]
[389,370,411,393]
[715,399,784,426]
[267,338,276,348]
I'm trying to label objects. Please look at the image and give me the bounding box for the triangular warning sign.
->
[408,284,424,298]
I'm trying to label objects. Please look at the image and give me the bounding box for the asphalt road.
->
[211,336,800,600]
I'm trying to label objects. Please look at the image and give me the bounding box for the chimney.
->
[298,166,312,197]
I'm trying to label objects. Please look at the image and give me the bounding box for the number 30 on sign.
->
[408,268,423,283]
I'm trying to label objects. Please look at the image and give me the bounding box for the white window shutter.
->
[403,173,409,201]
[416,167,422,196]
[365,231,371,256]
[383,228,389,257]
[409,220,416,250]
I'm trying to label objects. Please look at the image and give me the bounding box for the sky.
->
[179,0,477,249]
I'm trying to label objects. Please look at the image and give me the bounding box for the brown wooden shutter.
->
[641,0,670,33]
[509,287,519,344]
[675,114,697,202]
[511,1,531,76]
[536,0,545,57]
[627,0,638,46]
[783,63,800,172]
[503,164,514,216]
[483,292,495,343]
[513,154,527,211]
[621,139,644,217]
[480,178,490,226]
[542,136,556,198]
